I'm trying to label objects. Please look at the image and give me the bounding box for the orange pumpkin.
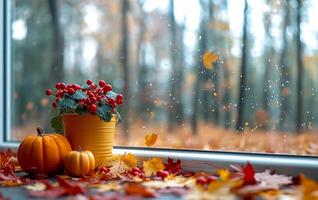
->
[17,128,72,174]
[64,148,95,177]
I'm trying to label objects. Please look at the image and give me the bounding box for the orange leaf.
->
[124,182,156,198]
[145,133,158,147]
[203,51,219,69]
[143,158,164,177]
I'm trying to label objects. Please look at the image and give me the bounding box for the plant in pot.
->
[46,80,124,166]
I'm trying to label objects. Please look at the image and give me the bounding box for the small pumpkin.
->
[64,148,95,177]
[18,127,72,175]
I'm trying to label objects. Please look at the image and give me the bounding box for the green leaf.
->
[116,112,122,125]
[81,83,90,90]
[58,98,77,110]
[97,105,112,121]
[51,115,64,133]
[106,91,118,99]
[72,90,86,100]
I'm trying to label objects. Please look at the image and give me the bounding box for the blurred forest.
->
[9,0,318,154]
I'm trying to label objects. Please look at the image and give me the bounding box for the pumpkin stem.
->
[78,146,82,152]
[36,127,45,136]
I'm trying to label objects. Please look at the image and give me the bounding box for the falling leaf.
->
[217,169,230,181]
[124,182,156,198]
[203,51,219,69]
[145,133,158,147]
[143,158,164,177]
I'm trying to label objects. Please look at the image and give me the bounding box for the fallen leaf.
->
[300,174,318,200]
[1,180,22,187]
[164,158,182,175]
[124,182,156,198]
[217,169,230,181]
[143,158,164,177]
[91,181,121,192]
[255,170,292,188]
[243,162,256,185]
[145,133,158,147]
[107,153,138,174]
[25,182,47,191]
[203,51,219,69]
[143,176,195,189]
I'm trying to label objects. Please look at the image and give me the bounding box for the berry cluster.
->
[195,175,216,186]
[46,80,124,115]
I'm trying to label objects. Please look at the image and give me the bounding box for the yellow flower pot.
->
[63,114,116,166]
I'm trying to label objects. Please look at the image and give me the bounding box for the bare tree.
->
[236,0,249,132]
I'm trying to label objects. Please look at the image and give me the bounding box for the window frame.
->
[1,0,318,179]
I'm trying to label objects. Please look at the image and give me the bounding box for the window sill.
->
[2,143,318,179]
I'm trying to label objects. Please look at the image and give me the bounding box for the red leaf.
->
[0,162,18,181]
[124,183,156,198]
[243,162,256,185]
[164,158,182,175]
[28,177,86,198]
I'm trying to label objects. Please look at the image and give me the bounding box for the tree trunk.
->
[48,0,64,83]
[168,0,184,130]
[279,1,290,131]
[235,0,248,132]
[120,0,130,137]
[296,0,304,133]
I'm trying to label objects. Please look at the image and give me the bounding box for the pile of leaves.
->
[1,148,318,200]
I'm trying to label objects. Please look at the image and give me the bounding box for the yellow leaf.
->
[143,158,164,177]
[217,169,230,181]
[203,51,219,69]
[25,183,46,191]
[145,133,158,147]
[106,153,138,174]
[300,174,318,200]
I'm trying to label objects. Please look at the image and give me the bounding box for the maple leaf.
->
[106,153,138,174]
[164,158,182,175]
[145,133,158,147]
[124,182,156,198]
[243,162,256,185]
[202,50,219,70]
[255,170,292,188]
[143,158,164,177]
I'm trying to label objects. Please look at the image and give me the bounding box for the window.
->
[2,0,318,157]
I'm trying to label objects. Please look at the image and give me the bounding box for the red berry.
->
[74,84,81,90]
[103,84,112,92]
[52,102,57,108]
[107,98,115,105]
[157,170,169,179]
[97,96,103,101]
[68,88,75,95]
[86,79,93,85]
[206,176,215,183]
[54,97,60,102]
[60,83,66,90]
[96,88,103,94]
[55,83,61,89]
[196,176,207,185]
[46,89,52,96]
[88,92,95,98]
[117,99,123,105]
[116,94,124,101]
[90,97,97,103]
[132,171,140,176]
[90,84,96,90]
[99,80,106,87]
[89,104,98,113]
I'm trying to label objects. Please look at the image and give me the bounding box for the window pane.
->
[8,0,318,155]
